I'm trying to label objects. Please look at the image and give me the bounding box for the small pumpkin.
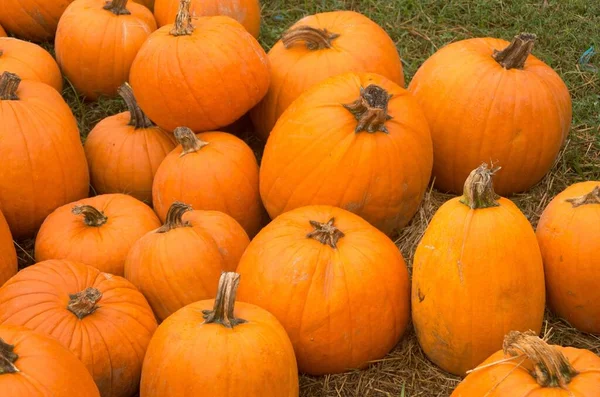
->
[411,164,546,376]
[250,10,405,141]
[536,181,600,334]
[0,72,89,239]
[0,259,158,397]
[55,0,156,100]
[0,324,101,396]
[0,0,74,42]
[0,209,17,287]
[35,193,162,276]
[130,0,269,132]
[84,83,176,204]
[125,202,250,321]
[408,33,572,195]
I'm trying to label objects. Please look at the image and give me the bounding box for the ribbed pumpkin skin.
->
[0,325,101,396]
[0,260,158,397]
[250,10,405,140]
[55,0,156,100]
[0,209,17,287]
[536,181,600,334]
[408,37,572,195]
[0,0,73,42]
[35,194,162,276]
[0,38,62,91]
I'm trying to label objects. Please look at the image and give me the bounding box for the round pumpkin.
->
[0,0,74,42]
[0,324,101,396]
[0,259,158,397]
[0,209,17,287]
[536,181,600,334]
[125,202,250,322]
[35,193,162,276]
[129,0,269,132]
[152,127,263,237]
[411,164,546,376]
[250,10,405,141]
[0,24,6,37]
[259,72,432,236]
[0,72,89,239]
[408,33,572,196]
[235,205,410,375]
[451,330,600,396]
[84,83,176,204]
[55,0,156,100]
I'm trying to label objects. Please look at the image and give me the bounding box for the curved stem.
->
[174,126,209,157]
[202,272,247,328]
[72,205,108,227]
[0,72,20,100]
[103,0,131,15]
[118,83,154,129]
[342,85,393,133]
[492,33,536,69]
[157,201,193,233]
[0,338,18,374]
[170,0,194,36]
[306,218,345,249]
[281,26,340,50]
[566,186,600,207]
[459,163,501,209]
[67,288,102,320]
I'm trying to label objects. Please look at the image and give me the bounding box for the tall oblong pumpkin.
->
[0,209,17,287]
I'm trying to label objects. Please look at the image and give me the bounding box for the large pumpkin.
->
[536,181,600,334]
[0,324,101,396]
[140,272,299,396]
[236,205,410,375]
[35,193,162,276]
[129,0,269,132]
[250,10,405,141]
[0,38,62,91]
[0,259,158,397]
[411,164,546,376]
[55,0,156,100]
[0,209,17,287]
[259,72,432,236]
[0,72,89,239]
[0,0,73,42]
[84,83,176,204]
[153,127,263,237]
[408,33,572,195]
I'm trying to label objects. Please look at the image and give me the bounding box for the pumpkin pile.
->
[1,0,598,395]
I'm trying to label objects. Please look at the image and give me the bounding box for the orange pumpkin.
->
[125,202,250,321]
[236,205,410,375]
[408,33,572,196]
[250,10,405,141]
[153,127,263,237]
[55,0,156,100]
[0,0,74,42]
[132,0,154,10]
[259,72,432,236]
[451,330,600,396]
[140,272,299,396]
[0,38,62,92]
[411,164,546,376]
[0,72,89,239]
[0,24,6,37]
[35,193,162,276]
[0,324,101,396]
[129,0,269,132]
[536,181,600,334]
[85,83,176,204]
[0,209,17,287]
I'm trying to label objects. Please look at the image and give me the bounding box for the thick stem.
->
[157,201,192,233]
[67,288,102,320]
[170,0,194,36]
[174,127,209,157]
[566,186,600,207]
[306,218,345,249]
[103,0,131,15]
[0,338,18,374]
[202,272,247,328]
[0,72,20,100]
[492,33,537,70]
[281,26,340,50]
[72,205,108,227]
[342,85,393,133]
[459,163,501,209]
[118,83,154,129]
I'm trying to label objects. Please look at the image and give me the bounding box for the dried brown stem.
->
[343,85,393,133]
[202,272,247,328]
[170,0,194,36]
[103,0,131,15]
[459,163,501,209]
[174,127,208,156]
[0,72,20,100]
[118,83,154,129]
[157,201,192,233]
[566,186,600,207]
[307,218,345,249]
[0,338,18,374]
[492,33,536,69]
[281,26,340,50]
[67,288,102,320]
[72,205,108,227]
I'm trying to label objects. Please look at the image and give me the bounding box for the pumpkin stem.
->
[565,186,600,207]
[157,201,193,233]
[202,272,247,328]
[0,338,19,374]
[103,0,131,15]
[307,218,345,249]
[170,0,194,36]
[72,205,108,227]
[342,85,393,133]
[118,83,154,129]
[0,72,20,100]
[459,163,501,209]
[174,126,209,157]
[492,33,536,70]
[281,26,340,50]
[67,287,102,320]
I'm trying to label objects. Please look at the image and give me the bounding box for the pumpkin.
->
[0,209,16,287]
[129,0,269,132]
[250,10,405,141]
[35,193,162,276]
[0,38,63,92]
[259,72,432,236]
[0,259,158,397]
[536,181,600,334]
[132,0,154,10]
[235,205,410,375]
[153,0,260,37]
[152,127,263,237]
[125,202,250,321]
[0,25,6,37]
[0,72,89,239]
[451,330,600,396]
[0,324,101,396]
[84,83,176,204]
[0,0,73,42]
[411,164,546,376]
[408,33,572,196]
[55,0,156,100]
